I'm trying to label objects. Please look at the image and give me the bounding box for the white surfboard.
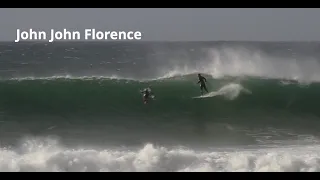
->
[192,91,217,99]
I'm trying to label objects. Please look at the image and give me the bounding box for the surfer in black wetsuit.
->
[197,73,208,95]
[140,87,153,104]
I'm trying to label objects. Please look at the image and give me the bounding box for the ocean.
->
[1,41,320,171]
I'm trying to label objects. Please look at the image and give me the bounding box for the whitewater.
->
[1,41,320,172]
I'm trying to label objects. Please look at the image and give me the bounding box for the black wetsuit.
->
[143,89,150,99]
[141,89,151,103]
[198,75,208,94]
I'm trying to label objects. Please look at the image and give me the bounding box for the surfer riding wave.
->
[197,73,208,95]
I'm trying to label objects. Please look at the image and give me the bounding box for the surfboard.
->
[192,95,206,99]
[192,95,209,99]
[192,92,216,99]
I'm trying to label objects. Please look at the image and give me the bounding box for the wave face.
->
[1,75,320,118]
[2,41,320,171]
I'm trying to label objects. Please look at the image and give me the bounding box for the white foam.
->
[1,138,320,172]
[193,83,251,100]
[157,47,320,83]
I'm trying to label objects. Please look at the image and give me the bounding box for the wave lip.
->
[149,47,320,83]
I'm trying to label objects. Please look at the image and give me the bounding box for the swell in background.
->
[2,41,320,82]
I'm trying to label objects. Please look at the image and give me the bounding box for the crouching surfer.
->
[140,87,154,104]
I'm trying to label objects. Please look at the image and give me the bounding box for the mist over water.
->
[1,41,320,171]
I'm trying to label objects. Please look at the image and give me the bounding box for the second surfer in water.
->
[197,73,208,95]
[140,87,153,104]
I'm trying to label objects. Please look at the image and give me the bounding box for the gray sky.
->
[1,8,320,41]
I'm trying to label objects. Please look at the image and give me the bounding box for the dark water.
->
[1,41,320,172]
[1,76,320,117]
